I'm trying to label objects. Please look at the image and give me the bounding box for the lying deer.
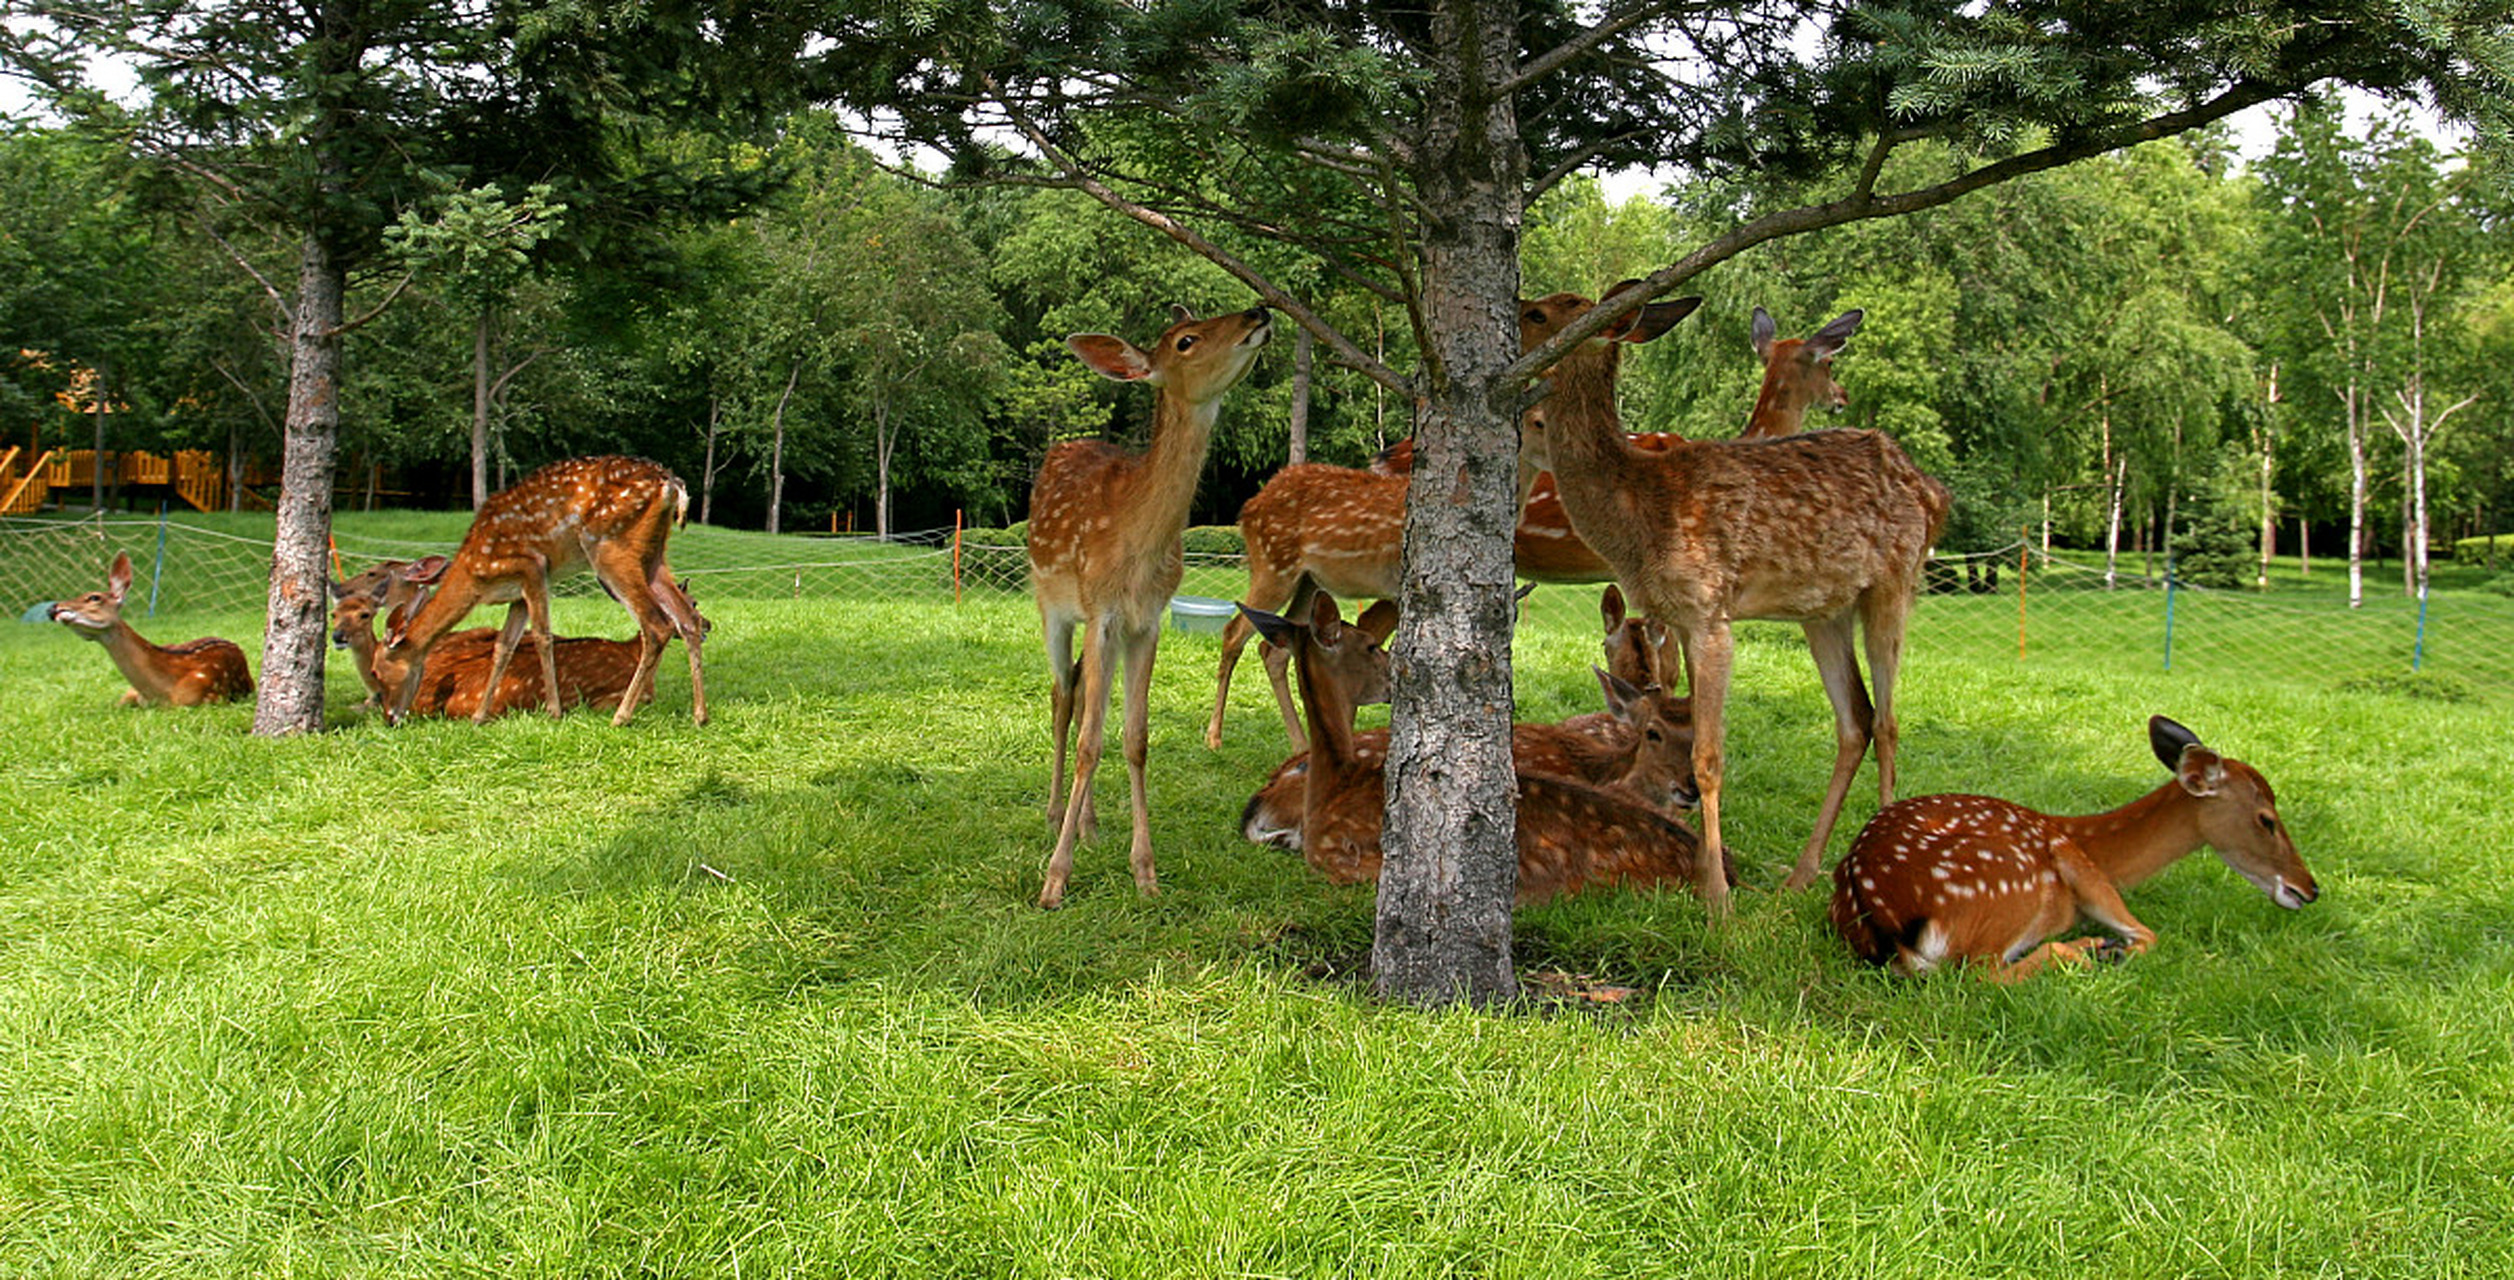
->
[1829,716,2319,981]
[1241,595,1725,904]
[50,551,254,706]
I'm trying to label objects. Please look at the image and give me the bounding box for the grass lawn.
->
[0,568,2509,1275]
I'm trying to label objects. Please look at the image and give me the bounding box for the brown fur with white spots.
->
[49,551,253,706]
[1519,284,1949,912]
[1241,594,1723,902]
[382,456,706,727]
[334,561,702,719]
[1031,304,1273,909]
[1830,716,2318,980]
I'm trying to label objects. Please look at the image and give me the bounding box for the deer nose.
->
[2276,878,2320,909]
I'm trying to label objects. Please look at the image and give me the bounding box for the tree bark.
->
[1373,0,1524,1007]
[2344,380,2367,608]
[767,357,799,535]
[875,397,895,539]
[699,395,720,526]
[471,306,494,509]
[1287,325,1314,464]
[254,227,344,736]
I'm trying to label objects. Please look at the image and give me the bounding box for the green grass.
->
[2,581,2510,1276]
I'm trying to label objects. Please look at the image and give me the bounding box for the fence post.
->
[953,508,964,606]
[2016,526,2029,661]
[149,500,168,617]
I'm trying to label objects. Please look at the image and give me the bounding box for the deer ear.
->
[1066,333,1156,382]
[2174,744,2227,798]
[403,555,451,586]
[1307,592,1344,636]
[1614,296,1700,345]
[1751,307,1778,361]
[106,552,133,603]
[1169,303,1195,326]
[1355,599,1399,645]
[1238,603,1296,649]
[1807,309,1865,358]
[2149,715,2202,771]
[1600,584,1627,631]
[1596,665,1645,716]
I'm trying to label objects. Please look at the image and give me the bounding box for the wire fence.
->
[6,511,2509,708]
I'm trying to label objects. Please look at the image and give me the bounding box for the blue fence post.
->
[149,500,167,617]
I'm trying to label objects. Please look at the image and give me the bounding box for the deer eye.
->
[1175,334,1198,352]
[2257,814,2278,833]
[1645,728,1663,743]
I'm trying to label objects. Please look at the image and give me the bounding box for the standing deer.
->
[380,455,707,727]
[1519,284,1949,912]
[1830,716,2318,980]
[1033,303,1273,908]
[1737,307,1863,439]
[1240,595,1724,902]
[49,551,254,706]
[334,563,702,719]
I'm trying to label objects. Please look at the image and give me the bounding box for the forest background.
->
[6,87,2510,604]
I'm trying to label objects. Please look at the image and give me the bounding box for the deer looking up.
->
[1032,303,1273,909]
[49,551,254,707]
[381,455,707,727]
[1240,595,1724,903]
[1519,283,1950,913]
[1736,307,1862,439]
[1830,716,2319,981]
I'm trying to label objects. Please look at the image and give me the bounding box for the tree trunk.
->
[1373,0,1524,1008]
[767,357,799,535]
[875,397,895,539]
[2103,455,2126,590]
[699,396,720,526]
[2257,361,2278,589]
[90,364,107,512]
[471,306,494,509]
[2345,381,2367,609]
[1287,325,1315,464]
[227,420,244,513]
[2298,515,2310,577]
[254,227,345,736]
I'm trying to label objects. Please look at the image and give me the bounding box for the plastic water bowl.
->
[1169,595,1236,635]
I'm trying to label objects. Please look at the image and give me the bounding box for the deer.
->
[1240,594,1724,903]
[1736,307,1862,439]
[1516,283,1950,913]
[48,551,254,706]
[380,455,707,728]
[1032,303,1274,909]
[333,561,702,719]
[1829,716,2319,981]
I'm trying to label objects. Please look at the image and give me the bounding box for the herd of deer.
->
[45,294,2320,982]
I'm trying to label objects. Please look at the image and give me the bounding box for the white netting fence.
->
[6,513,2509,707]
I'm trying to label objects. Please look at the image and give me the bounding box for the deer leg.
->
[1861,590,1911,807]
[1205,610,1266,751]
[1118,619,1163,896]
[1207,569,1306,752]
[1042,618,1118,909]
[1262,576,1323,753]
[528,582,564,721]
[475,602,534,725]
[1042,613,1083,836]
[1677,622,1734,915]
[656,570,707,726]
[1788,615,1874,891]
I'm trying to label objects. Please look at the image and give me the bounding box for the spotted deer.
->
[49,551,254,706]
[1032,303,1273,908]
[381,456,707,727]
[1519,283,1950,912]
[1829,716,2319,981]
[1240,595,1723,902]
[334,560,702,719]
[1736,307,1862,439]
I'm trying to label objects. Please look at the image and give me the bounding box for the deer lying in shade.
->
[50,552,253,706]
[1829,716,2319,981]
[1241,594,1727,904]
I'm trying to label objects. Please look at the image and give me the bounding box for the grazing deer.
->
[1241,595,1723,903]
[1032,303,1273,908]
[1736,307,1862,439]
[381,455,707,727]
[1519,283,1949,912]
[1829,716,2319,981]
[334,565,702,719]
[49,552,254,707]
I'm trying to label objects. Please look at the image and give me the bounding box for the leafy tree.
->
[801,0,2513,1003]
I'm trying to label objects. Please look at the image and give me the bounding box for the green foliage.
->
[2172,494,2261,589]
[1180,524,1244,556]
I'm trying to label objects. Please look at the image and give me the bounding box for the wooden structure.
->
[1,449,246,514]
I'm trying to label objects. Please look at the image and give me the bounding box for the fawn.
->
[51,551,253,706]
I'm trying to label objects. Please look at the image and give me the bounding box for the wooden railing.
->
[33,448,231,512]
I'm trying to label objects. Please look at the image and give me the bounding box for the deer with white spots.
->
[49,552,254,707]
[1518,283,1948,913]
[1240,594,1721,902]
[1829,716,2319,981]
[381,455,707,727]
[1031,304,1273,909]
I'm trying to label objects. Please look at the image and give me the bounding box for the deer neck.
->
[1748,361,1811,437]
[2048,783,2206,891]
[1130,389,1225,543]
[1290,630,1365,820]
[82,618,180,702]
[1536,346,1647,532]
